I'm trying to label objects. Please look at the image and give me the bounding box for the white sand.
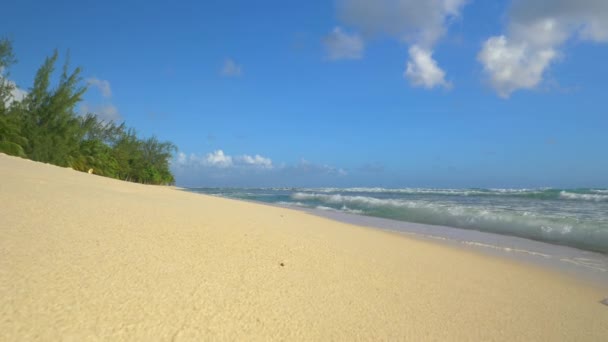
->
[1,153,607,340]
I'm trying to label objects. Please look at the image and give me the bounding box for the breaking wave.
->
[559,191,608,202]
[188,187,608,253]
[288,187,608,202]
[291,192,608,253]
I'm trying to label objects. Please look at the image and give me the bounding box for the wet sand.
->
[300,207,608,287]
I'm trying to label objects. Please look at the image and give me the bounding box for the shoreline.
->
[303,206,608,287]
[186,187,608,255]
[2,154,608,340]
[182,190,608,287]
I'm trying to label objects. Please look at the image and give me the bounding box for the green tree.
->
[0,38,27,157]
[2,41,177,185]
[67,114,115,176]
[112,127,143,182]
[139,136,176,184]
[21,51,86,165]
[0,38,17,111]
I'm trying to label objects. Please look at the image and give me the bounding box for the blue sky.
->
[2,0,608,188]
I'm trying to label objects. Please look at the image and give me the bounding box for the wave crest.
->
[559,191,608,202]
[291,192,608,253]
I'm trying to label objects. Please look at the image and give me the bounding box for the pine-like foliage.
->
[19,51,86,165]
[0,38,27,157]
[0,39,176,185]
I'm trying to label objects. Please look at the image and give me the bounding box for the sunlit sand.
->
[1,153,607,340]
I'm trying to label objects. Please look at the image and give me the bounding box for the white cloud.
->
[405,45,451,89]
[172,151,350,186]
[338,0,466,45]
[177,152,188,165]
[221,59,242,77]
[336,0,467,89]
[86,77,112,98]
[237,154,273,169]
[478,0,608,97]
[174,151,349,176]
[10,85,27,102]
[205,150,233,168]
[80,103,123,123]
[1,75,27,105]
[174,150,273,169]
[478,34,558,98]
[82,78,120,122]
[323,27,365,60]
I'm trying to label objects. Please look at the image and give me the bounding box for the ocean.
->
[186,187,608,254]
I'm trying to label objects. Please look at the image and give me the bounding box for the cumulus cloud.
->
[478,0,608,97]
[336,0,467,88]
[221,59,242,77]
[205,150,233,168]
[172,151,350,186]
[405,45,451,89]
[323,27,365,60]
[86,77,112,98]
[237,154,273,169]
[175,150,273,169]
[80,103,123,123]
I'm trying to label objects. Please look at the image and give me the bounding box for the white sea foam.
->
[289,192,608,252]
[315,205,338,211]
[559,258,607,272]
[340,205,364,214]
[189,187,608,253]
[591,189,608,194]
[293,193,525,225]
[292,192,422,208]
[559,191,608,202]
[461,241,552,258]
[276,201,307,207]
[314,204,363,215]
[295,187,545,196]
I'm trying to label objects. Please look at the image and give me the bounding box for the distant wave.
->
[195,187,608,202]
[291,188,608,202]
[293,192,414,207]
[295,187,544,196]
[559,191,608,202]
[277,200,364,215]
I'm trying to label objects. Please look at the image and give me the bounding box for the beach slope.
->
[0,153,606,340]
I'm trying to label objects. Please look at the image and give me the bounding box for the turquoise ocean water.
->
[186,187,608,254]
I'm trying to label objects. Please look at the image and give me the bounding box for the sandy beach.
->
[1,153,607,341]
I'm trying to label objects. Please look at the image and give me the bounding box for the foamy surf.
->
[559,191,608,202]
[188,187,608,254]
